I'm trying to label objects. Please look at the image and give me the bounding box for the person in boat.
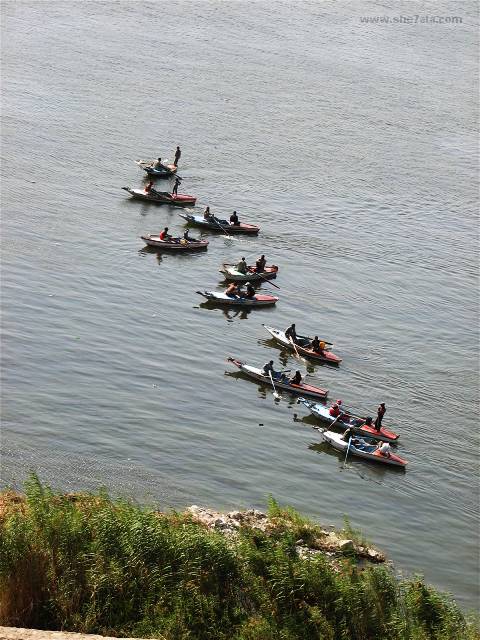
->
[172,177,181,195]
[230,210,240,225]
[153,158,165,170]
[263,360,277,377]
[203,206,213,220]
[159,227,172,241]
[361,416,373,429]
[236,257,248,274]
[290,370,302,385]
[225,283,240,298]
[377,441,391,458]
[145,180,154,193]
[255,255,267,272]
[174,146,181,166]
[375,402,386,431]
[244,282,256,299]
[342,426,356,442]
[285,323,298,344]
[329,400,343,417]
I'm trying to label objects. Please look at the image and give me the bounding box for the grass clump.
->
[0,475,476,640]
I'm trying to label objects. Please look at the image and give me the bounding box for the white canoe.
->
[228,358,328,400]
[197,291,278,307]
[141,235,208,250]
[262,325,341,365]
[322,430,407,467]
[298,398,399,443]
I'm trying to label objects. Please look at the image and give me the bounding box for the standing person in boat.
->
[236,257,248,274]
[145,180,154,193]
[230,210,240,225]
[174,146,181,166]
[172,177,181,196]
[290,370,302,385]
[285,323,298,344]
[375,402,386,431]
[159,227,172,241]
[255,255,267,272]
[244,282,256,299]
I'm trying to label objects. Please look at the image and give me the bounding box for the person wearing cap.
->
[236,257,248,274]
[285,323,298,344]
[375,403,386,431]
[159,227,172,241]
[290,370,302,385]
[245,282,255,299]
[174,146,181,166]
[230,211,240,225]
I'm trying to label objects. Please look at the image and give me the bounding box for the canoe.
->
[136,160,177,177]
[220,264,278,283]
[297,398,399,443]
[196,291,278,307]
[122,187,196,206]
[262,325,340,365]
[321,430,407,467]
[141,235,208,251]
[178,213,259,234]
[227,357,328,400]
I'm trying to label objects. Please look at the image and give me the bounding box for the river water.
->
[1,0,478,609]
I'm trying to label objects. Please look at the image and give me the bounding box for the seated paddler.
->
[236,257,248,274]
[244,282,256,299]
[290,370,302,385]
[225,283,240,298]
[230,210,240,225]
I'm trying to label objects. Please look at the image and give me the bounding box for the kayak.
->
[178,213,260,234]
[227,357,328,400]
[262,325,341,365]
[136,160,177,177]
[197,291,278,307]
[141,234,208,251]
[297,398,399,443]
[321,430,407,467]
[220,264,279,283]
[122,187,196,206]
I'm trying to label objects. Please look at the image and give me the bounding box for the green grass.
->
[0,475,477,640]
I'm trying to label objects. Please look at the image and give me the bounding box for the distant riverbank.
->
[0,476,476,640]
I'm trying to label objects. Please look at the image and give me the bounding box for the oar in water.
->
[211,216,234,238]
[343,435,353,469]
[247,267,280,290]
[268,370,281,400]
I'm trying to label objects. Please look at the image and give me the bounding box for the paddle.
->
[289,336,301,358]
[211,216,233,238]
[247,266,281,290]
[268,370,280,400]
[343,436,352,468]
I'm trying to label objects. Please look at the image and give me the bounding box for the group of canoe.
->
[123,151,407,469]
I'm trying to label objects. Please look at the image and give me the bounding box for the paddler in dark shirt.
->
[263,360,276,376]
[285,323,298,344]
[255,255,266,272]
[375,403,386,431]
[230,210,239,225]
[172,177,181,195]
[290,370,302,385]
[245,282,256,299]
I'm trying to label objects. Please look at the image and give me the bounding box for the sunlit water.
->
[1,0,478,609]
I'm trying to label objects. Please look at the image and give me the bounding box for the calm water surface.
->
[1,0,478,609]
